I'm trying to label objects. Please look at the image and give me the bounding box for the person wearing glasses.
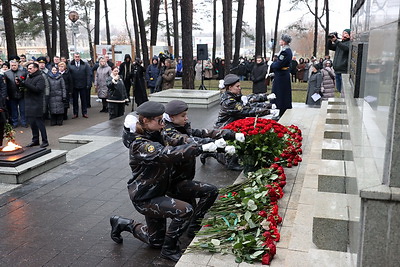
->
[110,101,218,262]
[106,66,129,120]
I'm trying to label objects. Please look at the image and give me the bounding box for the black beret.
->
[224,74,240,86]
[37,56,46,63]
[165,100,188,116]
[136,101,165,117]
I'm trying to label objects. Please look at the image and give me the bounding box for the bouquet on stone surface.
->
[222,118,302,171]
[188,167,286,265]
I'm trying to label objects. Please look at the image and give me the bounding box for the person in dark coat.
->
[110,101,217,262]
[58,62,73,120]
[119,54,133,98]
[145,56,160,94]
[106,66,129,120]
[19,63,49,148]
[251,56,268,93]
[305,63,323,106]
[47,66,67,125]
[69,53,91,118]
[0,73,7,146]
[131,58,148,107]
[290,56,298,83]
[270,34,293,119]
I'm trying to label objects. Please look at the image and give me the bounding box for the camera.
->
[328,32,339,39]
[158,51,172,64]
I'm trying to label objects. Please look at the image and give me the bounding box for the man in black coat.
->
[251,56,268,93]
[19,63,49,147]
[69,53,91,118]
[0,72,7,146]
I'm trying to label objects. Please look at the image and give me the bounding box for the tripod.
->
[198,60,207,90]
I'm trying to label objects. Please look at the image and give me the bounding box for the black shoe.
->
[160,236,182,262]
[200,154,207,164]
[26,142,39,147]
[110,216,135,244]
[40,142,49,148]
[187,223,202,238]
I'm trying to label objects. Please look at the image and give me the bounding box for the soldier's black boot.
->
[187,222,202,238]
[200,152,217,164]
[160,236,182,262]
[110,216,135,244]
[226,155,243,171]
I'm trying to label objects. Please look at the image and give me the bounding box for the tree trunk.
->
[131,0,141,58]
[150,0,161,46]
[313,0,318,56]
[136,0,150,67]
[51,0,57,57]
[94,0,100,45]
[325,0,330,56]
[59,0,69,58]
[1,0,17,58]
[272,0,281,58]
[125,0,133,44]
[262,5,266,58]
[84,4,94,63]
[222,0,232,76]
[180,0,194,89]
[255,0,264,56]
[104,0,111,45]
[164,0,171,47]
[233,0,244,66]
[212,0,216,62]
[172,0,179,58]
[40,0,52,58]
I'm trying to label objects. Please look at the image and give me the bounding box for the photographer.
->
[328,29,351,95]
[130,58,148,107]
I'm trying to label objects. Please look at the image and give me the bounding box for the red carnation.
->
[258,210,269,218]
[262,253,271,265]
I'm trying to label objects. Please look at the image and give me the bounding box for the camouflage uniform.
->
[215,91,272,128]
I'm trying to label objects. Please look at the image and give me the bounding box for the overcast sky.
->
[104,0,351,39]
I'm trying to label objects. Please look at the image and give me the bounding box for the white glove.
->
[272,104,277,109]
[267,93,276,100]
[235,133,245,142]
[124,114,138,133]
[268,73,275,78]
[202,142,218,152]
[214,138,226,148]
[218,79,225,89]
[241,95,248,105]
[271,109,280,117]
[225,145,236,155]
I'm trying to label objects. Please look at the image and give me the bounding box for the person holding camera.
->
[328,29,351,95]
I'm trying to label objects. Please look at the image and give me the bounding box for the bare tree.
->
[125,0,133,44]
[171,0,179,58]
[51,0,57,57]
[212,0,216,62]
[233,0,245,66]
[324,0,330,56]
[313,0,318,56]
[136,0,150,66]
[272,0,282,57]
[94,0,100,45]
[164,0,171,46]
[104,0,111,44]
[222,0,232,75]
[131,0,141,58]
[180,0,194,89]
[59,0,69,58]
[82,1,94,61]
[255,0,264,56]
[1,0,17,58]
[40,0,52,58]
[150,0,161,46]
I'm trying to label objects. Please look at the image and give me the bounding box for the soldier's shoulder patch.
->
[144,144,156,153]
[279,55,285,60]
[235,103,243,111]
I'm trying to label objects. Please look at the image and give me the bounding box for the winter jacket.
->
[95,64,112,99]
[296,62,306,81]
[126,129,201,202]
[48,74,66,115]
[4,67,27,100]
[271,45,293,111]
[161,64,176,90]
[60,69,73,107]
[215,91,270,128]
[106,75,129,103]
[145,63,160,88]
[24,70,45,118]
[251,62,268,93]
[305,70,323,105]
[321,65,335,100]
[328,38,350,74]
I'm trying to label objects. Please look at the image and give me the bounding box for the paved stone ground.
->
[0,99,239,266]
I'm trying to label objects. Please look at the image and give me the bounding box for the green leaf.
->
[248,219,257,229]
[250,250,265,259]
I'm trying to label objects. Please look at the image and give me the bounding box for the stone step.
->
[148,89,220,108]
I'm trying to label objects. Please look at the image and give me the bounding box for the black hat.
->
[136,101,165,117]
[165,100,188,116]
[223,74,240,86]
[281,34,292,44]
[37,56,46,63]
